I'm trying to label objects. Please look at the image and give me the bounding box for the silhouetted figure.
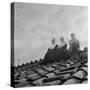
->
[80,47,88,64]
[68,33,80,57]
[56,36,70,62]
[41,38,57,65]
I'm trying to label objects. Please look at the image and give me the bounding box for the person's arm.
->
[60,43,67,51]
[63,43,67,50]
[54,44,58,49]
[77,40,80,49]
[78,40,80,45]
[69,40,72,46]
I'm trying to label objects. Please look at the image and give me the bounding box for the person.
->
[41,38,57,65]
[80,47,88,64]
[56,36,70,62]
[68,33,80,57]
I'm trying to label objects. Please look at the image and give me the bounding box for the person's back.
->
[56,37,70,61]
[41,38,57,65]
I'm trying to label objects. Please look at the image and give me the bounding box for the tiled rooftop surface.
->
[13,51,88,87]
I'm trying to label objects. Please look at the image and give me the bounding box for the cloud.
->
[14,3,88,66]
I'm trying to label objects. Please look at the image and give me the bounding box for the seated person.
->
[41,38,57,65]
[68,33,80,57]
[56,36,70,62]
[80,47,88,64]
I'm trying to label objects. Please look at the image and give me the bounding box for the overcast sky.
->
[14,2,88,66]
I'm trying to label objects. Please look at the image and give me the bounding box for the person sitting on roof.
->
[68,33,80,57]
[56,36,70,62]
[41,38,57,65]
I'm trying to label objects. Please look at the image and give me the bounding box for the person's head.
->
[71,33,75,39]
[60,36,64,42]
[84,47,88,52]
[51,38,55,45]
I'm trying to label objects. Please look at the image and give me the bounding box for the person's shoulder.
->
[68,40,72,43]
[55,44,61,49]
[55,44,59,48]
[55,44,58,47]
[64,42,67,46]
[64,41,67,44]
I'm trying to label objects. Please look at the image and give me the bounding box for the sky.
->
[14,2,88,66]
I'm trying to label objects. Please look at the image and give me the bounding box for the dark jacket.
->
[55,43,70,61]
[41,45,57,65]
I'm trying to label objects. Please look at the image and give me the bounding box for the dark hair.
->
[71,33,75,37]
